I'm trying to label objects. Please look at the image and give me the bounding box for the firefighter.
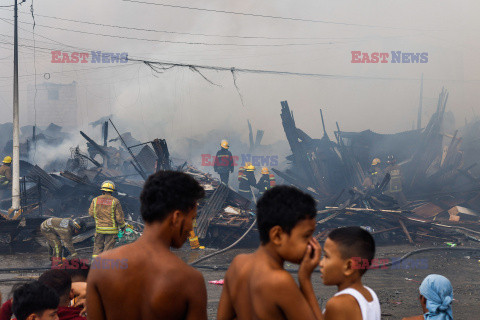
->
[214,140,234,185]
[256,167,276,197]
[89,180,126,258]
[40,217,85,260]
[0,156,12,188]
[237,162,249,183]
[363,158,382,190]
[384,155,407,206]
[238,163,257,200]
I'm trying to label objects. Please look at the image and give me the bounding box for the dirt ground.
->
[0,243,479,319]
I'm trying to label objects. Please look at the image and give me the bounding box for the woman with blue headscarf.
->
[402,274,453,320]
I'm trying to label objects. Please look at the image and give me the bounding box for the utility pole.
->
[12,0,20,210]
[416,73,423,130]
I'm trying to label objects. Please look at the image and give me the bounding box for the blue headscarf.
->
[419,274,453,320]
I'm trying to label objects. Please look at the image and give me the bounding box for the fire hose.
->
[190,186,258,266]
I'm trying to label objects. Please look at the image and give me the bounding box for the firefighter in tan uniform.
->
[40,217,84,259]
[0,156,12,188]
[384,155,407,206]
[89,180,126,258]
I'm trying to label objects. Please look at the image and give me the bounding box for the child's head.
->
[12,281,59,320]
[320,226,375,286]
[419,274,453,318]
[38,269,72,307]
[140,171,205,248]
[64,259,90,282]
[257,186,317,263]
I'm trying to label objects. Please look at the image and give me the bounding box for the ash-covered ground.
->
[0,244,479,319]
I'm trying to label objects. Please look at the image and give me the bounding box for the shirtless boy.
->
[87,171,207,320]
[320,227,381,320]
[217,186,323,320]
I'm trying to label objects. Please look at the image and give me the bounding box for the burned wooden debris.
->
[276,89,480,244]
[183,165,256,247]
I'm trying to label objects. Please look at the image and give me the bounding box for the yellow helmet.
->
[246,164,255,171]
[261,167,269,174]
[3,156,12,164]
[220,140,229,149]
[371,158,381,166]
[100,180,116,192]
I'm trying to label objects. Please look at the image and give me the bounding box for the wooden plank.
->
[398,219,414,244]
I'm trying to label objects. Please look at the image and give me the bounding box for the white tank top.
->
[333,286,381,320]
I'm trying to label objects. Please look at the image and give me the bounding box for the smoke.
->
[0,0,479,174]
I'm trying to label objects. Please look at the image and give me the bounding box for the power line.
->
[121,0,438,31]
[133,57,480,83]
[0,0,26,8]
[9,19,344,47]
[0,38,476,84]
[0,17,96,53]
[0,8,362,41]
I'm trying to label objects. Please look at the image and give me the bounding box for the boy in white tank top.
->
[319,226,381,320]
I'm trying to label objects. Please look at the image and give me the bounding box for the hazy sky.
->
[0,0,479,147]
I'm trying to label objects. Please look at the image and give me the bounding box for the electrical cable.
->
[121,0,439,31]
[0,0,26,8]
[0,8,367,41]
[17,21,343,47]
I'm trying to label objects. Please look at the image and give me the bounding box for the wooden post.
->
[398,219,414,244]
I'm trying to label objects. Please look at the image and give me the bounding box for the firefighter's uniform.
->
[238,164,257,200]
[214,140,234,184]
[256,167,276,197]
[0,156,12,188]
[40,218,79,259]
[384,156,407,206]
[89,183,125,258]
[363,158,383,190]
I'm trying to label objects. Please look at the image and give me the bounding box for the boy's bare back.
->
[87,238,207,320]
[218,251,318,320]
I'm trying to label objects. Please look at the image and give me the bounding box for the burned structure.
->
[276,89,480,244]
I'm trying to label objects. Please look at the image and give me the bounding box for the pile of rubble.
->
[0,121,257,248]
[275,89,480,245]
[2,87,480,249]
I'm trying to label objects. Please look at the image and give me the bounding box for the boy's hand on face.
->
[298,238,321,282]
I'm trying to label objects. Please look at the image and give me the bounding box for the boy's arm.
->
[298,238,323,320]
[185,269,208,320]
[272,272,319,320]
[324,295,361,320]
[217,277,236,320]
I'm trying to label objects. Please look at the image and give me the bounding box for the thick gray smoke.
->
[0,0,478,175]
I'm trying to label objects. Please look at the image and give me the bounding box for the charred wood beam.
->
[151,138,171,171]
[254,130,264,148]
[398,219,414,244]
[109,119,147,180]
[80,131,108,157]
[196,183,229,239]
[247,120,255,152]
[27,165,62,192]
